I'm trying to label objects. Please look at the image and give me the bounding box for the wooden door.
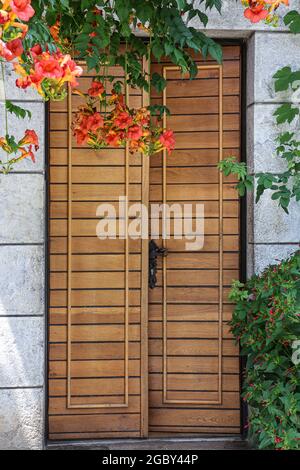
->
[148,45,241,435]
[48,63,149,439]
[48,44,242,440]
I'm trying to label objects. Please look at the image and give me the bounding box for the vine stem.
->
[1,61,8,136]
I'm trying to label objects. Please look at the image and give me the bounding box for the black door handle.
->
[149,240,168,289]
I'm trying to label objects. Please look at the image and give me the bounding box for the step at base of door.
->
[47,436,248,451]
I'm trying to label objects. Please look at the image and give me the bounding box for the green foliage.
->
[255,132,300,213]
[219,64,300,213]
[29,0,223,92]
[229,251,300,450]
[5,101,32,120]
[218,156,254,196]
[284,10,300,34]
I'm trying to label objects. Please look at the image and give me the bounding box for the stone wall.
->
[247,33,300,273]
[0,64,45,449]
[0,1,300,449]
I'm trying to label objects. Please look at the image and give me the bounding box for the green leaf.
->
[5,101,32,120]
[274,103,299,124]
[284,10,300,34]
[151,72,167,93]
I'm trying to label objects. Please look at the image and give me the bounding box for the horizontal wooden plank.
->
[49,218,239,237]
[151,95,240,116]
[49,341,140,361]
[151,46,241,63]
[149,287,232,304]
[50,166,142,184]
[149,408,240,427]
[49,395,141,415]
[49,413,140,433]
[50,200,239,220]
[149,374,239,392]
[49,359,140,378]
[149,356,239,374]
[49,237,141,254]
[156,252,239,270]
[151,149,241,167]
[148,303,236,322]
[148,321,232,339]
[151,60,240,79]
[49,431,141,439]
[50,270,239,289]
[150,167,220,184]
[50,271,141,290]
[49,324,140,342]
[49,377,140,396]
[50,254,141,271]
[166,113,240,132]
[149,390,240,408]
[151,78,240,99]
[50,289,141,308]
[49,129,239,149]
[150,183,239,201]
[50,183,142,201]
[49,148,141,166]
[149,339,238,357]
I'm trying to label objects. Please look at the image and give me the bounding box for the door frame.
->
[44,38,248,444]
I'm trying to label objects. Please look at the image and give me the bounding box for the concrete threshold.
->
[47,436,249,450]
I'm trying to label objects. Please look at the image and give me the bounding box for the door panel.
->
[148,45,241,436]
[48,44,242,440]
[48,63,148,440]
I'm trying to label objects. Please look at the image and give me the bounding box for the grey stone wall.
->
[0,2,300,449]
[0,63,45,450]
[247,33,300,273]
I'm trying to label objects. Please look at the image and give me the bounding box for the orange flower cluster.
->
[14,45,83,100]
[0,128,39,173]
[0,0,34,61]
[72,81,175,156]
[242,0,289,24]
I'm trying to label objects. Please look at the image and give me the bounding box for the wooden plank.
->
[149,356,239,374]
[151,78,240,98]
[148,303,236,322]
[49,148,141,166]
[149,339,238,356]
[50,183,142,201]
[150,183,239,201]
[49,377,141,396]
[50,201,239,220]
[50,254,141,271]
[50,271,141,290]
[49,324,140,342]
[49,217,239,237]
[151,96,240,115]
[49,396,141,415]
[148,321,232,339]
[49,342,141,361]
[151,149,241,167]
[49,359,140,378]
[149,374,240,392]
[50,166,142,184]
[49,414,141,433]
[49,237,141,254]
[50,289,141,308]
[149,409,240,427]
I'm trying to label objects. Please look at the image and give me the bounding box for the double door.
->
[48,44,241,440]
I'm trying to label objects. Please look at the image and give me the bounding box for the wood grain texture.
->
[48,45,242,439]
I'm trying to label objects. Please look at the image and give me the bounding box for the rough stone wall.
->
[247,33,300,273]
[0,1,300,449]
[0,64,45,449]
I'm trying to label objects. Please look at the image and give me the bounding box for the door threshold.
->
[47,436,248,451]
